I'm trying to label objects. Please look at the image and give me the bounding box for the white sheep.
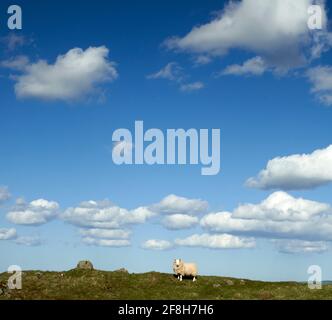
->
[173,258,198,282]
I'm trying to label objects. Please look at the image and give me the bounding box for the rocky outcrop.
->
[76,260,94,270]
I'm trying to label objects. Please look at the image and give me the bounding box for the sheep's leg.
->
[180,275,183,281]
[177,275,180,280]
[193,276,196,282]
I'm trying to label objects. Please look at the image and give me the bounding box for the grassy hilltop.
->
[1,269,331,300]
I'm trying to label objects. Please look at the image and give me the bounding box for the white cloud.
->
[7,199,59,225]
[273,239,329,254]
[175,233,256,249]
[13,46,118,102]
[147,63,204,92]
[15,236,42,246]
[142,239,173,250]
[0,228,17,240]
[233,191,329,221]
[62,200,155,229]
[165,0,330,70]
[246,145,332,190]
[1,55,29,71]
[152,194,208,215]
[307,66,332,105]
[221,56,267,76]
[162,214,199,230]
[82,237,130,247]
[180,81,204,92]
[147,62,183,81]
[0,186,10,203]
[79,228,131,239]
[194,55,212,66]
[201,192,332,241]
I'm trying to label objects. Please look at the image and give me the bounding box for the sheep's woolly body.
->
[173,259,198,281]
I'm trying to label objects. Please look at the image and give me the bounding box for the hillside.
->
[0,269,331,300]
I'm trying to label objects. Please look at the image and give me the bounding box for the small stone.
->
[225,279,234,286]
[114,268,128,273]
[213,283,221,288]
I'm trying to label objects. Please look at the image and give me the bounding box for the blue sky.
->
[1,0,332,281]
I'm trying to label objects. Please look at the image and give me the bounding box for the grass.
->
[0,269,331,300]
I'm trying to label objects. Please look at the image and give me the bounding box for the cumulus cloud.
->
[162,214,199,230]
[79,228,131,239]
[307,66,332,105]
[15,236,42,246]
[201,192,332,241]
[12,46,118,102]
[246,145,332,190]
[62,200,155,229]
[7,199,59,225]
[142,239,173,250]
[152,194,208,215]
[180,81,204,92]
[0,186,10,203]
[221,56,267,76]
[165,0,330,71]
[175,233,256,249]
[0,228,17,240]
[82,237,130,247]
[273,239,328,254]
[233,191,329,221]
[79,227,131,247]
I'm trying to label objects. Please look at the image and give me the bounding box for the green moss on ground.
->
[0,269,331,300]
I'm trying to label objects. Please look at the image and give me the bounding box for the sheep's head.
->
[173,258,183,271]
